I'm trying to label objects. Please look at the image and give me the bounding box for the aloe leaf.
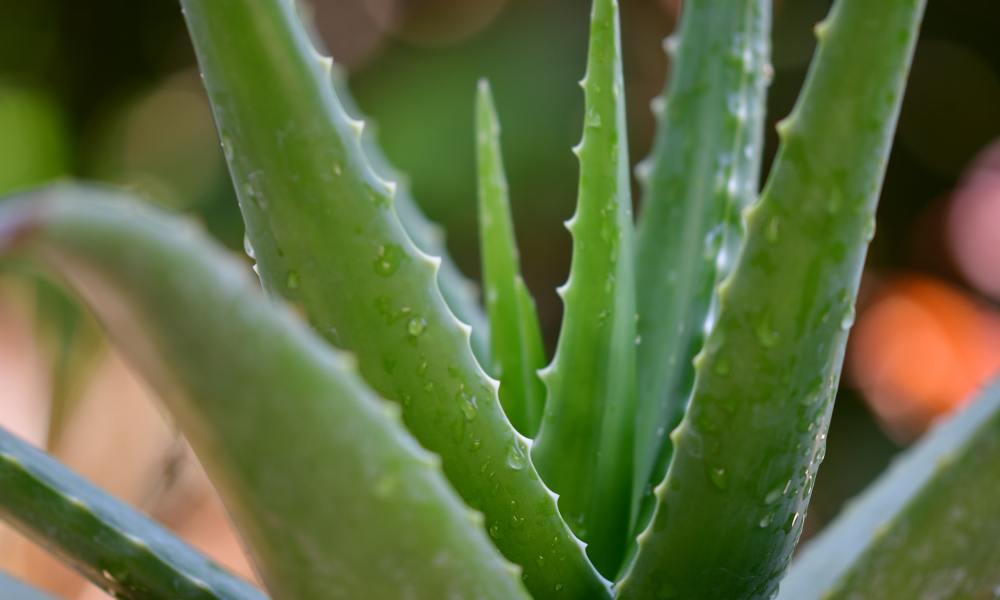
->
[475,80,547,437]
[0,571,57,600]
[779,379,1000,599]
[530,0,636,577]
[0,185,531,600]
[617,0,926,596]
[393,182,492,365]
[0,425,265,600]
[334,76,492,365]
[630,0,771,539]
[179,1,609,596]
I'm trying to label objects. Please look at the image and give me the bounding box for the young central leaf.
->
[475,80,548,438]
[531,0,637,577]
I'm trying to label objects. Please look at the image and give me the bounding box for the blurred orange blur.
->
[849,276,1000,441]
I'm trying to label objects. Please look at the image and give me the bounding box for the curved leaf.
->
[0,425,265,600]
[617,0,926,596]
[0,185,530,600]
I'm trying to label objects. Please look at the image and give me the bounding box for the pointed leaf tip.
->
[531,0,636,577]
[475,79,547,438]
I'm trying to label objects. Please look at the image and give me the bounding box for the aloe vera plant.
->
[8,0,1000,598]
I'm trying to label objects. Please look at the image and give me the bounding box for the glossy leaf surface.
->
[618,0,926,596]
[631,0,771,539]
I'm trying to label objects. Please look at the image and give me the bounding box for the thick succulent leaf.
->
[0,425,265,600]
[531,0,636,577]
[393,183,492,365]
[0,571,57,600]
[0,185,530,600]
[294,10,490,360]
[333,77,492,365]
[475,80,547,437]
[179,2,607,595]
[779,379,1000,599]
[630,0,771,539]
[617,0,926,596]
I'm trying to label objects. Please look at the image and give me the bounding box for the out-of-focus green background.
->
[1,1,999,594]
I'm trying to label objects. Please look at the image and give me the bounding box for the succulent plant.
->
[5,0,998,598]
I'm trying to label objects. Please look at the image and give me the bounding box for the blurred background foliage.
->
[0,0,998,597]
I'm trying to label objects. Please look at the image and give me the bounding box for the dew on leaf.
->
[407,317,426,337]
[373,244,404,276]
[765,217,781,243]
[755,314,779,347]
[506,441,527,470]
[840,304,856,330]
[708,466,728,491]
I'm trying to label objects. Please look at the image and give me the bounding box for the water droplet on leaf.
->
[407,317,426,337]
[708,466,728,491]
[373,244,404,276]
[506,442,527,470]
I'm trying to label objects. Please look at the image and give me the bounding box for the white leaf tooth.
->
[649,95,666,118]
[318,55,333,74]
[662,33,681,57]
[775,115,795,139]
[188,577,211,591]
[563,212,579,234]
[484,374,501,395]
[347,117,365,139]
[634,157,654,183]
[468,509,485,526]
[65,495,89,511]
[813,18,831,41]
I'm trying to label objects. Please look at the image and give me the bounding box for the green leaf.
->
[0,185,530,600]
[179,0,608,596]
[779,379,1000,599]
[630,0,771,539]
[0,571,57,600]
[617,0,926,596]
[530,0,636,577]
[0,425,265,600]
[475,80,547,437]
[334,76,492,365]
